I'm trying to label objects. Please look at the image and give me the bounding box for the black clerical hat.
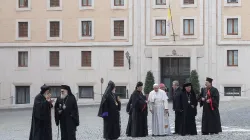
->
[61,85,71,91]
[206,77,213,83]
[136,81,143,88]
[40,84,50,94]
[183,82,192,87]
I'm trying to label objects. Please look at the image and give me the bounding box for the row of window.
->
[16,19,126,40]
[18,50,125,68]
[17,0,198,11]
[17,50,238,68]
[15,85,127,104]
[16,18,198,40]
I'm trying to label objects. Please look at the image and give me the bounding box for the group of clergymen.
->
[28,77,222,140]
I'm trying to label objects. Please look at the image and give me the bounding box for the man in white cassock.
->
[148,84,169,136]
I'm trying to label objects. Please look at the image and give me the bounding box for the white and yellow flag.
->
[167,8,171,32]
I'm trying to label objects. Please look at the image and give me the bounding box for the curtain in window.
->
[234,51,238,65]
[189,20,194,34]
[82,21,92,36]
[161,20,166,35]
[19,0,26,6]
[121,0,124,5]
[227,19,233,34]
[156,0,166,5]
[50,87,61,98]
[156,20,161,35]
[82,0,91,6]
[228,51,233,65]
[18,52,28,67]
[79,87,93,98]
[16,87,30,104]
[184,20,189,34]
[233,19,238,34]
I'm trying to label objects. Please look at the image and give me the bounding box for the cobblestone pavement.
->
[0,100,250,140]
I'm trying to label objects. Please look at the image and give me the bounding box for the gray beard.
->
[61,94,67,99]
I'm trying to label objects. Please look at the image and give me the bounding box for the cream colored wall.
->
[220,0,250,41]
[0,0,130,43]
[150,0,202,42]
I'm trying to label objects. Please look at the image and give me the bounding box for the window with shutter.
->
[19,0,28,8]
[81,21,92,36]
[16,86,30,104]
[18,51,28,67]
[183,19,194,35]
[50,51,60,67]
[50,0,60,7]
[114,51,124,67]
[183,0,194,4]
[81,51,92,67]
[18,22,28,37]
[114,0,124,6]
[50,21,60,37]
[114,20,124,36]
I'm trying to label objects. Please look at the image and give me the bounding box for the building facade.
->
[0,0,248,107]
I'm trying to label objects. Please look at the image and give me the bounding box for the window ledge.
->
[15,67,29,71]
[80,36,94,40]
[180,35,198,39]
[79,6,94,10]
[47,37,62,41]
[111,6,127,9]
[224,35,241,39]
[111,36,127,40]
[47,67,62,70]
[152,35,169,40]
[15,37,31,41]
[16,8,31,11]
[78,67,94,70]
[152,5,168,9]
[224,66,240,71]
[111,67,126,70]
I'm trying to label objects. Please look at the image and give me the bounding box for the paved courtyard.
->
[0,99,250,140]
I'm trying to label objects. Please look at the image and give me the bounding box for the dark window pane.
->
[50,86,61,98]
[16,86,30,104]
[79,86,94,98]
[115,86,126,99]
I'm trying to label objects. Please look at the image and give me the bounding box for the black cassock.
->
[179,91,198,136]
[29,94,53,140]
[126,90,148,137]
[173,87,182,134]
[54,94,79,140]
[98,92,121,139]
[199,87,222,134]
[126,93,133,136]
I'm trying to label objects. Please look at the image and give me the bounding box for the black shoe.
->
[202,133,209,135]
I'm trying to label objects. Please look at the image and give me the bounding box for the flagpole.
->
[169,3,176,41]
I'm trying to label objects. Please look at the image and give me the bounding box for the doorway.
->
[160,57,191,100]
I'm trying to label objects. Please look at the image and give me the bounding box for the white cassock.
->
[148,89,171,135]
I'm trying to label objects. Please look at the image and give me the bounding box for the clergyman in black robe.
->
[29,84,53,140]
[98,81,121,140]
[179,82,198,136]
[126,92,133,136]
[172,80,182,134]
[126,82,148,137]
[54,85,79,140]
[199,77,222,135]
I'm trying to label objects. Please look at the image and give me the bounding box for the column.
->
[190,48,197,71]
[152,49,160,84]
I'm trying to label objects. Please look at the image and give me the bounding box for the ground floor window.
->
[16,86,30,104]
[115,86,127,99]
[50,86,61,98]
[224,87,241,96]
[79,86,94,98]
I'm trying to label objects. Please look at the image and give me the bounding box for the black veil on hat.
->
[61,85,73,95]
[40,84,50,94]
[98,81,116,117]
[206,77,213,83]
